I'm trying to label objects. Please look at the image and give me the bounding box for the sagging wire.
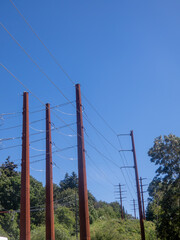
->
[30,166,45,172]
[54,152,76,161]
[1,64,120,186]
[30,138,46,144]
[30,146,46,152]
[51,122,76,137]
[52,142,77,153]
[29,126,45,132]
[86,152,114,186]
[54,108,76,116]
[0,144,21,150]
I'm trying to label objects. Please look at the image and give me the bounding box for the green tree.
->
[30,176,45,228]
[55,206,75,234]
[0,211,19,240]
[0,158,21,211]
[59,172,78,191]
[0,159,46,236]
[147,134,180,239]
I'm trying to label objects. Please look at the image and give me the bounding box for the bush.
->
[31,224,72,240]
[55,205,75,234]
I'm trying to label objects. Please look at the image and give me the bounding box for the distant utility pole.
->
[140,177,146,220]
[119,184,124,219]
[114,184,126,220]
[76,84,91,240]
[20,92,30,240]
[133,199,136,219]
[130,131,145,240]
[46,103,55,240]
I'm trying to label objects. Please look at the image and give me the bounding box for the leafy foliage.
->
[0,158,21,211]
[31,224,73,240]
[30,176,45,228]
[0,211,19,240]
[55,206,75,234]
[90,219,157,240]
[0,162,157,239]
[59,172,78,191]
[147,134,180,239]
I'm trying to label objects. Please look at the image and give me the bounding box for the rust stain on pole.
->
[46,103,55,240]
[131,130,145,240]
[20,92,30,240]
[76,84,91,240]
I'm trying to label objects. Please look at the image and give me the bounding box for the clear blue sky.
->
[0,0,180,217]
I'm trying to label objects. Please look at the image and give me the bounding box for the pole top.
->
[75,83,81,88]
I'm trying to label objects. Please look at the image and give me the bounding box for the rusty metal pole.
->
[20,92,30,240]
[133,199,136,219]
[119,184,124,220]
[76,84,91,240]
[140,177,146,220]
[130,130,145,240]
[46,103,55,240]
[75,189,78,240]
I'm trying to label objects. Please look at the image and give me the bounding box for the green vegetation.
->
[146,134,180,240]
[0,134,179,239]
[90,219,157,240]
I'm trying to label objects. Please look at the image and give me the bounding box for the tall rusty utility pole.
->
[20,92,30,240]
[119,184,124,220]
[130,130,145,240]
[46,103,55,240]
[140,177,146,220]
[75,189,78,240]
[76,84,91,240]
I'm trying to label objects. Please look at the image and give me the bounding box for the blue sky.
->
[0,0,180,217]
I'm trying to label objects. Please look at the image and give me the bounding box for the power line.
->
[1,23,75,106]
[8,0,120,140]
[0,123,22,131]
[1,23,120,155]
[0,63,45,105]
[1,64,122,187]
[4,2,124,162]
[0,144,21,150]
[0,118,45,131]
[86,153,114,186]
[8,0,76,86]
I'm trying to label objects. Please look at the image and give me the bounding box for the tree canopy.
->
[146,134,180,240]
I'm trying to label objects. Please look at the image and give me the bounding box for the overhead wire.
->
[3,2,127,179]
[8,0,76,86]
[6,0,122,149]
[1,22,74,105]
[117,136,136,195]
[3,1,142,211]
[0,124,22,131]
[1,59,136,209]
[54,153,76,161]
[1,23,120,154]
[84,124,135,198]
[1,63,121,175]
[86,152,114,186]
[84,127,121,182]
[1,23,136,201]
[1,23,129,203]
[0,144,21,150]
